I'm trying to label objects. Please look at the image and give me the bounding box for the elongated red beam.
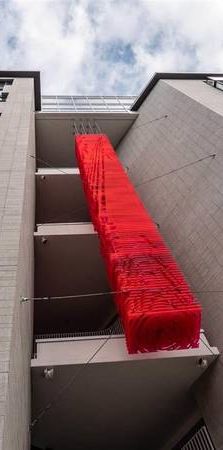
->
[75,134,201,353]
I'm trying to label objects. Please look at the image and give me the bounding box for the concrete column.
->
[0,77,35,450]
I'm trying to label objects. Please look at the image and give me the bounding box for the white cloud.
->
[1,0,223,95]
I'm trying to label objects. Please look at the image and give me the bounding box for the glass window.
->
[0,92,8,102]
[205,77,223,94]
[5,80,13,85]
[206,79,215,87]
[216,81,223,91]
[0,79,13,86]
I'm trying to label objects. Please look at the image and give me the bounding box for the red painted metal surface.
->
[75,134,201,353]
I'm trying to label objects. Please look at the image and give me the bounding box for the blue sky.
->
[1,0,223,95]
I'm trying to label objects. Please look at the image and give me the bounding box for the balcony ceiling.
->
[31,333,218,450]
[35,112,138,168]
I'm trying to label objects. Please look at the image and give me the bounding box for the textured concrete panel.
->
[117,79,223,448]
[35,170,89,223]
[31,359,199,450]
[0,78,35,450]
[166,78,223,116]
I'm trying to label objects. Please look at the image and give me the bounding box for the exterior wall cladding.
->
[0,79,35,450]
[117,79,223,449]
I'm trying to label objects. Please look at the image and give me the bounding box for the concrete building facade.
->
[0,75,36,450]
[0,71,223,449]
[118,76,223,448]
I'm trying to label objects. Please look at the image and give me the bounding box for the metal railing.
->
[73,118,101,134]
[173,419,215,450]
[34,318,123,341]
[32,318,123,358]
[41,95,136,112]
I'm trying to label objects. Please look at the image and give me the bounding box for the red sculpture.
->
[75,134,201,353]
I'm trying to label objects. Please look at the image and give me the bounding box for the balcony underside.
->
[34,223,115,336]
[35,112,138,168]
[31,331,218,450]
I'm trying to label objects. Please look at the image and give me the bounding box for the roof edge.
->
[131,72,223,111]
[0,71,41,111]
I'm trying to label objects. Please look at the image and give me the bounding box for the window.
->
[5,79,13,85]
[0,79,13,103]
[0,92,8,102]
[216,81,223,91]
[205,76,223,93]
[0,79,13,86]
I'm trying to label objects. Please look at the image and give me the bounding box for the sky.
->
[1,0,223,95]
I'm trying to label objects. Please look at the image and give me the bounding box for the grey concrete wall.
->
[0,78,35,449]
[31,357,200,450]
[35,171,89,224]
[117,79,223,449]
